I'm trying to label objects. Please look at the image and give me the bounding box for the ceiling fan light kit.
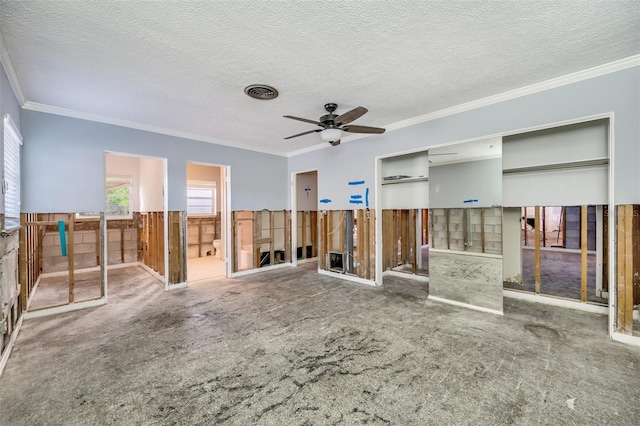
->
[320,128,343,144]
[284,103,386,146]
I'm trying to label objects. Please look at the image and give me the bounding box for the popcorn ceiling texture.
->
[1,1,639,153]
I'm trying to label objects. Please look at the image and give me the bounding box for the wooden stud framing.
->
[269,211,275,266]
[616,205,635,333]
[523,208,528,246]
[168,211,186,284]
[67,214,75,303]
[542,206,547,248]
[410,209,417,274]
[19,214,27,310]
[310,211,318,258]
[481,208,486,254]
[580,206,588,302]
[534,206,541,295]
[301,211,307,259]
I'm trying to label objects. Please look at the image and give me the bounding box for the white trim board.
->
[317,269,377,287]
[503,289,608,315]
[427,295,504,316]
[382,270,429,283]
[230,262,292,278]
[611,332,640,348]
[23,298,107,320]
[0,315,23,378]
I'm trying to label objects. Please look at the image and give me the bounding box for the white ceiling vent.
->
[244,84,278,100]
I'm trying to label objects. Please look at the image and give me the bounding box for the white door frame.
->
[104,151,169,291]
[185,161,232,280]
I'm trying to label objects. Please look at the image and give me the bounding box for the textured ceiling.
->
[1,1,639,155]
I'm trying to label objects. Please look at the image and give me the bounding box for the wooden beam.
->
[616,206,627,332]
[301,211,307,259]
[232,212,238,272]
[310,211,318,258]
[19,214,27,310]
[370,210,376,280]
[481,208,486,254]
[283,210,290,263]
[523,208,528,246]
[534,206,541,295]
[269,211,274,265]
[542,206,547,248]
[410,209,417,274]
[68,214,75,303]
[624,205,634,331]
[580,206,588,302]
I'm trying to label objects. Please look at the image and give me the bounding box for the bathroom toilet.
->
[213,239,223,259]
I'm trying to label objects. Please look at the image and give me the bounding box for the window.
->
[187,180,216,215]
[77,174,133,219]
[3,114,22,231]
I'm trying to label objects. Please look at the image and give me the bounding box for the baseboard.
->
[0,315,23,378]
[230,262,292,277]
[24,298,106,320]
[427,295,504,316]
[317,268,377,287]
[503,289,608,315]
[383,270,429,283]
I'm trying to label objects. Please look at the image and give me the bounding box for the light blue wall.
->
[429,158,502,209]
[20,111,288,212]
[288,66,640,208]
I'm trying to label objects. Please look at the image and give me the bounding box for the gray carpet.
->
[1,264,639,425]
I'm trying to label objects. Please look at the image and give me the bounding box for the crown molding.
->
[22,101,288,157]
[383,54,640,134]
[0,31,26,106]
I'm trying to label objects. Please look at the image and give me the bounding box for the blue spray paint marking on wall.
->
[365,188,370,207]
[348,180,365,186]
[319,199,332,204]
[349,200,364,205]
[463,199,478,203]
[350,195,363,200]
[58,220,67,257]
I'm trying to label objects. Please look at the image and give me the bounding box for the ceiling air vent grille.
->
[244,84,278,100]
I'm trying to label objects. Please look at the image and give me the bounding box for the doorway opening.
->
[186,162,227,282]
[104,153,167,292]
[293,170,319,265]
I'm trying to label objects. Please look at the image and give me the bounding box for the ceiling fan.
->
[283,103,385,146]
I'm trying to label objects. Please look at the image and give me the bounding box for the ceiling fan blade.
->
[334,106,368,125]
[283,115,321,126]
[343,125,385,134]
[284,129,322,140]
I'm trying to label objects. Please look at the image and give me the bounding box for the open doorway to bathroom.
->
[186,162,227,282]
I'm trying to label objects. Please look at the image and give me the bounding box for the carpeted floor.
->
[1,264,639,425]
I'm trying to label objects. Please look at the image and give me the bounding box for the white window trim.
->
[77,174,134,220]
[3,114,22,231]
[187,180,217,216]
